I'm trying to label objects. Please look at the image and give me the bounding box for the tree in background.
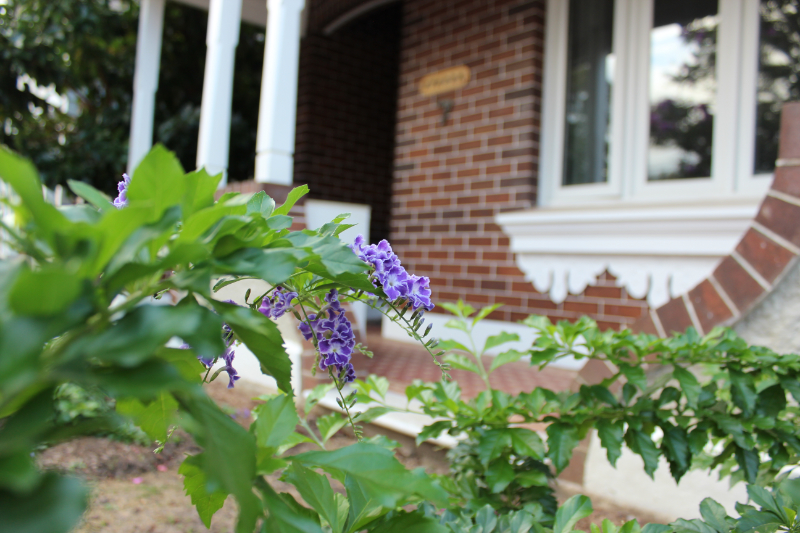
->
[0,0,264,194]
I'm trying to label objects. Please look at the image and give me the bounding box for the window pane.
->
[648,0,718,181]
[562,0,614,186]
[754,0,800,174]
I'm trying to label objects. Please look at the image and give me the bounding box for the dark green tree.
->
[0,0,264,194]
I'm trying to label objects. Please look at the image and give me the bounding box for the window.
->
[539,0,796,207]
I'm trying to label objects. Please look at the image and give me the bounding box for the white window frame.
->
[539,0,773,208]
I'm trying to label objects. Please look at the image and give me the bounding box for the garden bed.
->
[38,380,667,532]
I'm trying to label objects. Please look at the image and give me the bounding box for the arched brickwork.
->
[563,102,800,484]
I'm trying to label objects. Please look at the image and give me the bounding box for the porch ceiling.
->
[170,0,267,27]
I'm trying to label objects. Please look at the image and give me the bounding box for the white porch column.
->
[127,0,165,175]
[196,0,243,186]
[255,0,306,184]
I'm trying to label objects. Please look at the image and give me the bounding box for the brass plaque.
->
[418,65,471,96]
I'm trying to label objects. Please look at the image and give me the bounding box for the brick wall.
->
[390,0,650,329]
[294,1,402,243]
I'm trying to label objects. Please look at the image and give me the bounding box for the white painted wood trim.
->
[196,0,243,186]
[496,199,761,307]
[127,0,165,175]
[255,0,306,185]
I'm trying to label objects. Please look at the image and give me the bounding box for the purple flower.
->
[338,363,356,383]
[222,347,240,389]
[405,274,434,311]
[259,286,298,319]
[380,266,409,300]
[297,289,356,383]
[113,173,131,209]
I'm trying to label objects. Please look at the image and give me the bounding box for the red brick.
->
[714,256,765,313]
[736,228,796,283]
[689,279,734,333]
[755,196,800,248]
[656,297,694,335]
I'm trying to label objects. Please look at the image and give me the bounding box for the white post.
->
[196,0,243,186]
[127,0,165,175]
[255,0,306,184]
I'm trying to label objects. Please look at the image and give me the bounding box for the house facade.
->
[128,0,800,346]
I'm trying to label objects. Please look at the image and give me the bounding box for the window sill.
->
[495,199,761,307]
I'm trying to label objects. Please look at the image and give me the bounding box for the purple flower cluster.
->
[350,235,434,312]
[113,173,131,209]
[298,289,356,383]
[181,305,240,388]
[258,286,298,319]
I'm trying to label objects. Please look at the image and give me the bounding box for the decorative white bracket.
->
[496,201,760,307]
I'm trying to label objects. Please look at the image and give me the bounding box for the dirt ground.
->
[38,379,668,532]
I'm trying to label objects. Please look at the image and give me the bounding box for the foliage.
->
[0,0,265,192]
[355,300,800,520]
[0,144,447,533]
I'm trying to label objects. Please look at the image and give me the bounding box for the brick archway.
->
[565,102,800,484]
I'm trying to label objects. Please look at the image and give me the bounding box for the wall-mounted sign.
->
[418,65,471,96]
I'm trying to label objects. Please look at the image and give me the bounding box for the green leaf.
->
[489,349,525,373]
[292,443,449,508]
[729,369,758,417]
[755,385,786,418]
[0,473,89,533]
[62,304,225,367]
[0,450,40,492]
[662,426,691,482]
[67,180,114,211]
[619,364,647,390]
[733,510,783,533]
[305,383,335,412]
[0,146,69,240]
[9,267,84,317]
[261,481,324,533]
[476,504,499,532]
[416,420,452,446]
[509,428,546,459]
[484,331,520,353]
[215,247,301,286]
[699,498,732,533]
[246,191,275,217]
[517,469,549,488]
[472,303,503,327]
[368,511,448,533]
[127,144,186,222]
[116,391,178,442]
[358,407,391,424]
[213,301,293,394]
[176,394,259,533]
[735,447,759,485]
[317,413,349,443]
[254,394,300,449]
[746,485,787,522]
[627,429,660,479]
[443,353,481,375]
[344,474,386,533]
[178,454,228,528]
[478,429,513,466]
[273,185,309,216]
[367,375,390,399]
[673,366,701,409]
[596,419,625,467]
[553,495,593,533]
[671,519,718,533]
[547,423,580,473]
[486,459,516,492]
[437,339,471,353]
[183,168,222,217]
[642,525,672,533]
[314,242,368,276]
[284,463,347,533]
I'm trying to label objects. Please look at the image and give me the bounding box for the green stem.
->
[331,369,361,441]
[299,417,327,450]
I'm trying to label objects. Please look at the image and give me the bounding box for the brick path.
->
[301,326,576,398]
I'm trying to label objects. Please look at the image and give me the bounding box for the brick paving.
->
[301,326,576,398]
